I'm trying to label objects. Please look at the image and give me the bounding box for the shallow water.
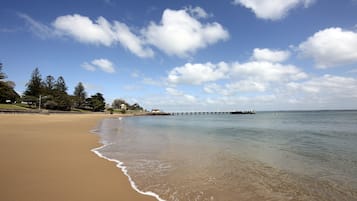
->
[96,111,357,201]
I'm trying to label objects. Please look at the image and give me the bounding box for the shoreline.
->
[91,117,165,201]
[91,143,166,201]
[0,113,157,201]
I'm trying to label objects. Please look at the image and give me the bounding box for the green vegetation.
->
[0,64,145,113]
[22,68,72,110]
[22,68,107,112]
[0,104,28,110]
[112,98,143,113]
[85,93,105,112]
[73,82,87,109]
[24,67,42,98]
[0,63,20,103]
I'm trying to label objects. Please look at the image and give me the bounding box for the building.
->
[151,109,161,113]
[120,103,127,110]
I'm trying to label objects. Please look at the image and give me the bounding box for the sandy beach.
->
[0,113,156,201]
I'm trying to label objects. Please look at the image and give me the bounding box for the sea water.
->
[95,111,357,201]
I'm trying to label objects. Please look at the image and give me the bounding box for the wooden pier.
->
[147,110,255,116]
[170,111,254,115]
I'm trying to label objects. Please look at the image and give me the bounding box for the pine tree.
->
[52,76,71,111]
[24,68,43,97]
[0,63,7,80]
[44,75,55,94]
[54,76,67,93]
[73,82,87,108]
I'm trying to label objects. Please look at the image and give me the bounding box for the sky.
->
[1,0,357,112]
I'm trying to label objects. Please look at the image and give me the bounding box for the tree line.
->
[111,98,144,111]
[1,64,145,112]
[1,65,105,111]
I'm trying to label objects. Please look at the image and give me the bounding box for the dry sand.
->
[0,113,157,201]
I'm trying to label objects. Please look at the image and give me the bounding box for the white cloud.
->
[81,58,116,73]
[92,59,116,73]
[204,80,266,96]
[145,73,357,111]
[131,71,140,78]
[168,62,229,85]
[168,58,307,102]
[0,28,19,33]
[199,74,357,111]
[185,6,211,19]
[23,9,227,58]
[166,87,184,96]
[167,52,307,97]
[252,48,290,63]
[298,27,357,68]
[165,87,197,103]
[53,14,114,46]
[81,62,96,72]
[282,74,357,109]
[151,53,357,111]
[203,83,221,94]
[166,87,197,103]
[18,13,55,39]
[142,77,164,86]
[183,94,197,102]
[288,75,357,96]
[233,0,314,20]
[226,80,267,92]
[113,22,154,58]
[141,96,198,112]
[123,85,142,91]
[231,61,307,82]
[142,8,229,57]
[53,14,153,58]
[209,95,276,105]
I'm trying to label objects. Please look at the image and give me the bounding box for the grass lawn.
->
[71,108,91,113]
[0,104,29,110]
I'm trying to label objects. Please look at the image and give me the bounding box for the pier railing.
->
[171,111,230,115]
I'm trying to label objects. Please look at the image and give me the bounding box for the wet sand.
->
[0,113,156,201]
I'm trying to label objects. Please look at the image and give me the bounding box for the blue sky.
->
[1,0,357,111]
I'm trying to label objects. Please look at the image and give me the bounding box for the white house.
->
[120,103,127,110]
[151,109,161,113]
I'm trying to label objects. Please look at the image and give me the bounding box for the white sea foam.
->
[90,124,166,201]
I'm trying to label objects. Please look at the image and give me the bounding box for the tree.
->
[24,67,43,97]
[50,76,71,110]
[0,82,20,103]
[112,98,129,109]
[0,63,20,103]
[0,63,7,80]
[129,103,143,111]
[43,75,55,95]
[88,93,105,112]
[73,82,87,108]
[21,95,37,106]
[112,99,143,111]
[52,90,71,111]
[54,76,67,93]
